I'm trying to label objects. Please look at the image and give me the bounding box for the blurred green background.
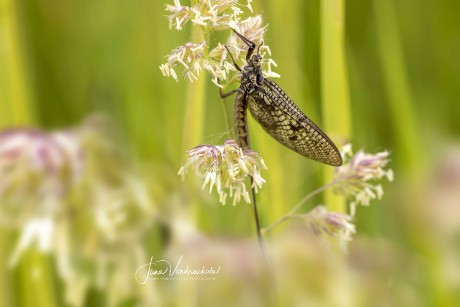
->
[1,0,460,306]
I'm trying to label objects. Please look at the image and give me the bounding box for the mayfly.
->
[221,30,343,166]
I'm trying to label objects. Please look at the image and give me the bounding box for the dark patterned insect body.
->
[221,30,343,167]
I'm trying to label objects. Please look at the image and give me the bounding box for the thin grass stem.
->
[262,181,336,234]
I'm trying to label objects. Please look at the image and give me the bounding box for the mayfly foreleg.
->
[219,45,243,98]
[219,88,239,99]
[224,45,242,72]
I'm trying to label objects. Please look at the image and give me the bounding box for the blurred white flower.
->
[0,128,84,227]
[304,205,356,252]
[8,216,55,267]
[333,144,394,215]
[178,139,267,205]
[0,117,156,307]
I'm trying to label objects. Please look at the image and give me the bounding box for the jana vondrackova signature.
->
[135,255,221,284]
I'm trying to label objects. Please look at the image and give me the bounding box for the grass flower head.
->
[178,139,267,205]
[333,144,394,215]
[161,0,279,87]
[305,205,356,252]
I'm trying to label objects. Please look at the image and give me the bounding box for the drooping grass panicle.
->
[303,205,356,252]
[178,139,267,205]
[333,144,394,215]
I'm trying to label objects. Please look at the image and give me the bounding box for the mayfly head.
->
[250,53,263,68]
[248,41,264,67]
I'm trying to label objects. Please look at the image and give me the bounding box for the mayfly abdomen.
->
[234,92,250,149]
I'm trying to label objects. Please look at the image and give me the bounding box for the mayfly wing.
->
[233,91,250,149]
[247,78,343,166]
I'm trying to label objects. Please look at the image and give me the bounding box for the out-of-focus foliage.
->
[1,0,460,306]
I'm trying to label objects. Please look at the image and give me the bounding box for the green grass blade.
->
[0,0,35,127]
[373,0,420,175]
[320,0,351,212]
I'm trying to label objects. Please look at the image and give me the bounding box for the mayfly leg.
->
[224,45,242,72]
[219,88,239,99]
[220,45,242,98]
